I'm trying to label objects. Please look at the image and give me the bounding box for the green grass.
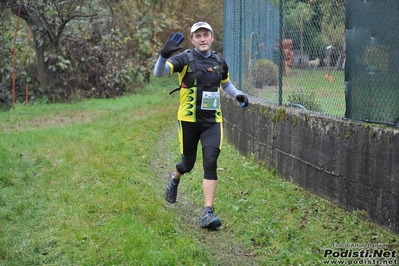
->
[245,69,346,117]
[0,76,398,265]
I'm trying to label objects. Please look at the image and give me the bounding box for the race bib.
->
[201,91,220,110]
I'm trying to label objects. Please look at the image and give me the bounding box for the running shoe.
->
[200,207,222,229]
[164,172,179,203]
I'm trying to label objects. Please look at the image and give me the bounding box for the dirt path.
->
[150,125,259,266]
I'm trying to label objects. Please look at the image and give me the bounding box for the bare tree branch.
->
[55,12,97,43]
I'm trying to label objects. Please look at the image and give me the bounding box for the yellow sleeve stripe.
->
[221,72,230,84]
[177,65,188,85]
[166,61,174,75]
[166,61,189,86]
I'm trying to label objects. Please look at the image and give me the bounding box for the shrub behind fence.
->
[223,0,399,126]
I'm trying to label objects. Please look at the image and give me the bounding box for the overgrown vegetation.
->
[269,0,345,63]
[0,0,224,109]
[0,77,398,265]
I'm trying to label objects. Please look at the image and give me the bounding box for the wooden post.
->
[300,12,304,68]
[26,84,29,106]
[12,5,22,110]
[325,46,333,82]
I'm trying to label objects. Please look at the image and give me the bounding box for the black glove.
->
[236,94,249,108]
[160,32,184,58]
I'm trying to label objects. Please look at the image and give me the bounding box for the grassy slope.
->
[0,76,398,265]
[246,70,346,117]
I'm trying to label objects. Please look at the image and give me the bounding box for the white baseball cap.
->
[190,22,213,36]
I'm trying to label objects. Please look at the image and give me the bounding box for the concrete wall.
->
[221,93,399,235]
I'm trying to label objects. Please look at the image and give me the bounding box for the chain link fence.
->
[223,0,399,126]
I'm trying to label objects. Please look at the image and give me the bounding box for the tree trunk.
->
[29,27,53,93]
[8,1,53,92]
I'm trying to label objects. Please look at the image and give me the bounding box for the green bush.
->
[287,90,323,112]
[249,59,278,88]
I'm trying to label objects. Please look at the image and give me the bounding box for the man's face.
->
[191,28,214,53]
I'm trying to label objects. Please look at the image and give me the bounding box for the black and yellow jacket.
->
[166,49,230,123]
